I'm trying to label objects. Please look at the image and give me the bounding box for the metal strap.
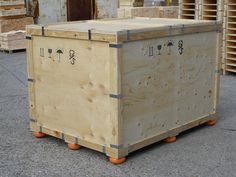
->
[109,94,123,99]
[109,43,123,48]
[26,36,32,40]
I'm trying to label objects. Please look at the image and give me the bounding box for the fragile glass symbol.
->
[157,45,162,55]
[48,49,52,58]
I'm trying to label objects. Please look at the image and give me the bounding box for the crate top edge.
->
[26,17,221,43]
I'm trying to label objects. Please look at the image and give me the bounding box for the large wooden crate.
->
[26,18,221,163]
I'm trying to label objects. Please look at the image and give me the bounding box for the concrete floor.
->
[0,52,236,177]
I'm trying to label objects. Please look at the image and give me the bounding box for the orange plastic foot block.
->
[206,119,217,126]
[67,143,81,150]
[109,157,126,165]
[33,132,46,138]
[164,136,177,143]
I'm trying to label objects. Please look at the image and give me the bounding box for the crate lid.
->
[26,17,221,43]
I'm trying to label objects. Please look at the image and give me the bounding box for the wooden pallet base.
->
[30,114,217,162]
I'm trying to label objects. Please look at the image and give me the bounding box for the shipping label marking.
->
[142,39,184,58]
[157,45,162,55]
[56,48,64,62]
[167,40,174,55]
[149,46,154,57]
[39,47,78,66]
[178,40,184,55]
[69,50,76,65]
[40,48,44,57]
[48,49,52,58]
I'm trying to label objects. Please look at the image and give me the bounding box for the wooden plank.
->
[0,5,24,9]
[227,57,236,61]
[0,6,26,17]
[0,0,25,6]
[226,69,236,73]
[227,63,236,67]
[227,46,236,49]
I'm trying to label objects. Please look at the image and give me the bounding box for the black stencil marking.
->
[149,46,154,57]
[56,48,64,61]
[69,50,76,65]
[167,40,174,55]
[178,40,184,55]
[40,48,44,57]
[48,49,52,58]
[157,45,162,55]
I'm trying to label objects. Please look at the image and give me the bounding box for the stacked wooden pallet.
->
[179,0,199,19]
[0,0,26,18]
[224,0,236,73]
[119,0,144,7]
[179,0,223,20]
[0,0,33,52]
[201,0,223,20]
[0,30,25,52]
[222,1,227,73]
[118,6,178,18]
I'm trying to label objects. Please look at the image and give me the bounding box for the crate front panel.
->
[121,31,218,145]
[31,36,117,146]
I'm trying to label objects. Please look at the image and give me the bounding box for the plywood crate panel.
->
[26,18,221,159]
[0,16,33,33]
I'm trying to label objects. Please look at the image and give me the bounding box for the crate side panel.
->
[121,31,218,145]
[31,36,117,146]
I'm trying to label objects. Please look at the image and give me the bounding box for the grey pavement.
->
[0,52,236,177]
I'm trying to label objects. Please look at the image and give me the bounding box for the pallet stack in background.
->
[178,0,223,20]
[224,0,236,74]
[118,0,178,19]
[178,0,236,74]
[119,0,144,7]
[178,0,199,19]
[201,0,223,20]
[118,6,178,18]
[0,0,33,52]
[0,30,26,53]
